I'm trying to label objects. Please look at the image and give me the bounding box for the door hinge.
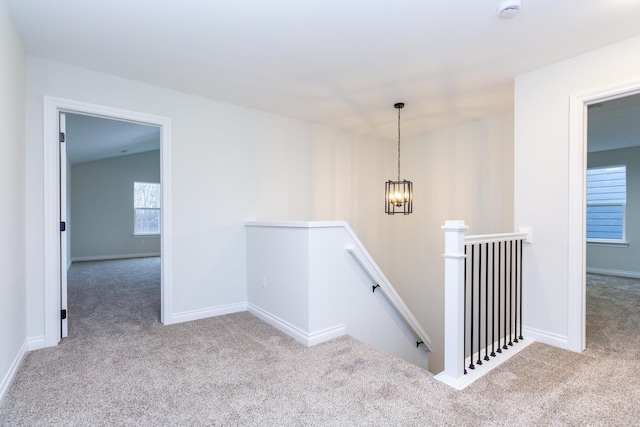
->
[59,132,65,143]
[61,309,67,320]
[60,221,66,232]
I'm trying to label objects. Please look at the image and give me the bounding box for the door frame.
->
[59,112,68,338]
[568,77,640,353]
[43,96,173,347]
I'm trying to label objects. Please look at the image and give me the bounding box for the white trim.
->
[568,93,588,354]
[43,97,60,347]
[248,303,309,346]
[308,324,347,346]
[586,240,629,247]
[568,79,640,355]
[522,325,569,348]
[71,253,161,263]
[27,335,46,351]
[435,337,535,390]
[464,232,529,244]
[586,268,640,279]
[171,302,247,324]
[0,340,28,405]
[43,96,173,344]
[247,303,346,347]
[245,220,349,229]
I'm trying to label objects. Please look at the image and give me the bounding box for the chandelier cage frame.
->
[385,102,413,215]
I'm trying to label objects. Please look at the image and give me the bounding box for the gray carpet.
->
[1,261,640,425]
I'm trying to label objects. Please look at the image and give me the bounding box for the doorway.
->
[584,93,640,349]
[568,79,640,354]
[43,96,173,347]
[62,112,162,338]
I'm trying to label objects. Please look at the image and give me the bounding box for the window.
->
[134,182,161,235]
[586,165,626,242]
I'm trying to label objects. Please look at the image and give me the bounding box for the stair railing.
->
[437,220,530,387]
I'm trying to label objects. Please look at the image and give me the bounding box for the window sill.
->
[132,233,160,237]
[587,240,629,247]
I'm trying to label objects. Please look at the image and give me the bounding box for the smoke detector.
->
[497,0,521,19]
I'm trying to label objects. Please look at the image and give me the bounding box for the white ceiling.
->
[65,114,159,164]
[6,0,640,139]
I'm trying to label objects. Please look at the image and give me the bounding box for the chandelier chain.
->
[397,105,401,181]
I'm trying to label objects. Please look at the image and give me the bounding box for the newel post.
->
[441,220,468,380]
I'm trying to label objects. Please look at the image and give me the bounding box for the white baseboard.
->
[27,335,46,351]
[0,340,28,405]
[71,253,161,262]
[171,302,247,324]
[247,304,309,345]
[522,326,569,349]
[247,303,345,347]
[308,324,346,346]
[586,267,640,279]
[435,337,535,390]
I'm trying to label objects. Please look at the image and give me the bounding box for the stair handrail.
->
[346,242,434,352]
[465,231,529,244]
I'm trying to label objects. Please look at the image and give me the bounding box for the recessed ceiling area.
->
[65,114,160,164]
[7,0,640,139]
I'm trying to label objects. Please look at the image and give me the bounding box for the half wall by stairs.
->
[245,221,431,370]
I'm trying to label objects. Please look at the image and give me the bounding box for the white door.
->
[60,112,68,338]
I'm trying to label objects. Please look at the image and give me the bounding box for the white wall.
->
[0,0,26,401]
[24,57,386,340]
[24,57,515,376]
[587,146,640,277]
[71,150,161,260]
[311,127,389,241]
[246,222,429,369]
[377,113,515,373]
[247,114,515,376]
[246,225,310,331]
[514,35,640,349]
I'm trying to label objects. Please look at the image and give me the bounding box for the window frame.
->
[133,181,161,236]
[586,165,627,244]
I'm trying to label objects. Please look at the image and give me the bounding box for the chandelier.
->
[385,102,413,215]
